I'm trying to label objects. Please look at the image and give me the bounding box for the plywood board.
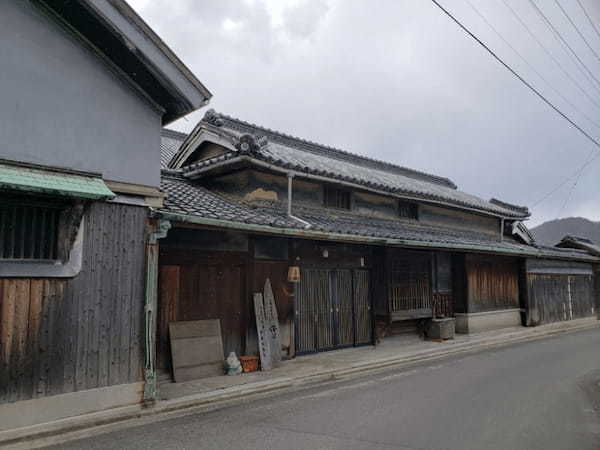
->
[169,320,224,382]
[254,293,272,371]
[263,278,281,365]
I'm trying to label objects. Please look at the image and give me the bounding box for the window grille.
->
[0,197,64,260]
[323,186,351,210]
[398,200,418,220]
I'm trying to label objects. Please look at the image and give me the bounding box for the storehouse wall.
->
[0,202,147,404]
[524,259,595,326]
[204,169,501,236]
[465,254,520,313]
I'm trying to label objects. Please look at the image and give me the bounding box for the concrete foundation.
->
[455,309,522,334]
[0,382,143,432]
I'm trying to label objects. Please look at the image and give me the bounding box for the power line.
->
[464,0,600,131]
[499,0,600,110]
[527,0,600,91]
[531,148,599,208]
[576,0,600,43]
[554,0,600,66]
[429,0,600,213]
[429,0,600,151]
[554,147,597,217]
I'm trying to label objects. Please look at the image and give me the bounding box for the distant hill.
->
[530,217,600,246]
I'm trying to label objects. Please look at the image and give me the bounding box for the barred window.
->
[323,186,351,210]
[398,200,418,220]
[0,197,65,260]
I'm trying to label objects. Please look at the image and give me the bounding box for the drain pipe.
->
[143,218,171,404]
[287,173,311,229]
[500,218,505,242]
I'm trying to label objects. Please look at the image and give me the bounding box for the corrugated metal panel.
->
[0,163,115,200]
[0,202,147,404]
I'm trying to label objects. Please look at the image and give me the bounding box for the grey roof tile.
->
[159,173,596,261]
[180,111,530,219]
[161,128,187,168]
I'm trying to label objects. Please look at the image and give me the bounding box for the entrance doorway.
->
[295,268,372,354]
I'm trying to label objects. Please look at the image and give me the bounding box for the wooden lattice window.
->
[0,197,65,260]
[323,186,351,210]
[398,200,418,220]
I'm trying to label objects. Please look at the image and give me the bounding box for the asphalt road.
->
[49,328,600,450]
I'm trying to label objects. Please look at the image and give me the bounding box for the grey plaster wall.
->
[0,2,161,187]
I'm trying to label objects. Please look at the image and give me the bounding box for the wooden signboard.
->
[169,320,224,382]
[254,293,272,371]
[263,278,282,364]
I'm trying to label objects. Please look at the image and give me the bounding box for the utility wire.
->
[531,148,599,208]
[528,0,600,91]
[576,0,600,43]
[554,147,597,216]
[554,0,600,65]
[429,0,600,150]
[499,0,600,110]
[465,0,600,131]
[429,0,600,212]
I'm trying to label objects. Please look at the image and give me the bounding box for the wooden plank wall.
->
[466,254,519,313]
[526,274,595,325]
[0,202,147,404]
[157,248,247,364]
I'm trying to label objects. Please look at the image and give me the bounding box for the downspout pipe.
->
[287,173,311,229]
[143,218,171,404]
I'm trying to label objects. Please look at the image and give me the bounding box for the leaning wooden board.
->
[254,293,272,371]
[263,278,282,365]
[169,320,224,382]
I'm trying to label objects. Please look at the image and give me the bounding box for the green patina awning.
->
[0,163,115,200]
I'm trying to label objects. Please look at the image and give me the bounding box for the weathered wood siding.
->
[158,248,247,365]
[526,275,594,325]
[0,202,147,404]
[465,254,519,313]
[524,259,595,326]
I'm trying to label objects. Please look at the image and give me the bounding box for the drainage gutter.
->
[143,219,171,403]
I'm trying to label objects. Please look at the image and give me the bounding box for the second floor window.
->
[398,200,418,220]
[323,186,351,210]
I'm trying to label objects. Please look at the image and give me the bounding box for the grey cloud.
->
[131,0,600,226]
[282,0,330,39]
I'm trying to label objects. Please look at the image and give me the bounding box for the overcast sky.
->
[130,0,600,227]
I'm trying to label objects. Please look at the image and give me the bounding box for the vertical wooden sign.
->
[263,278,282,365]
[253,293,272,371]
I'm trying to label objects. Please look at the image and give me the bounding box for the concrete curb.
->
[2,319,598,449]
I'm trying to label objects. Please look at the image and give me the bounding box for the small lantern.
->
[288,266,300,283]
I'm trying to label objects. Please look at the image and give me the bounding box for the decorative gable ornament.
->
[235,134,267,153]
[203,108,224,127]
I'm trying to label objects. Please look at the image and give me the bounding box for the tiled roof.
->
[159,173,596,262]
[161,128,187,168]
[556,235,600,257]
[161,174,299,228]
[178,111,530,219]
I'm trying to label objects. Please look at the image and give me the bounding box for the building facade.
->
[0,0,210,433]
[154,110,599,377]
